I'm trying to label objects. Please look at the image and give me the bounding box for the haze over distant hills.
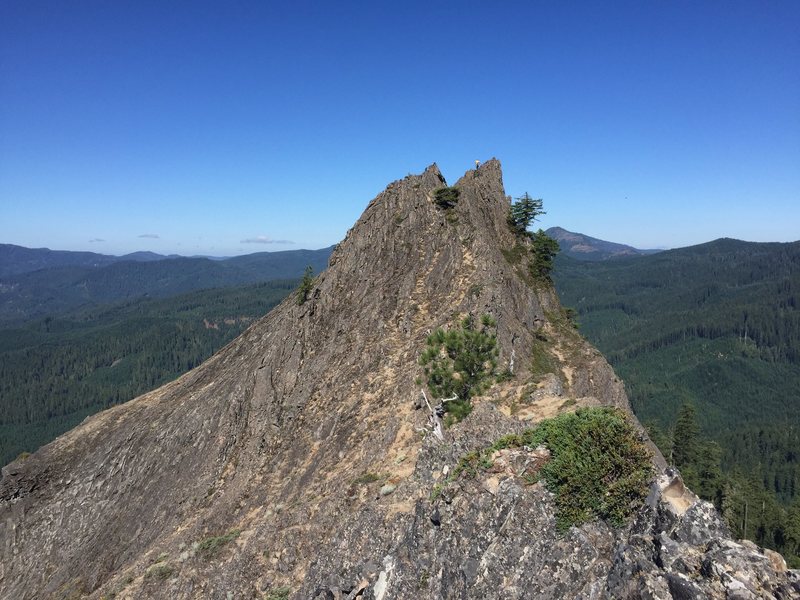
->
[546,226,661,261]
[0,244,334,323]
[0,243,176,277]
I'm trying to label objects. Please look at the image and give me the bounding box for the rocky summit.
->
[1,160,798,599]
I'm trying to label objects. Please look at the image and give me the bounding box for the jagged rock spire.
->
[1,161,795,599]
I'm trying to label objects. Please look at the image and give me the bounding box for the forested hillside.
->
[0,280,297,466]
[545,226,659,260]
[552,238,800,564]
[0,243,166,277]
[0,246,333,323]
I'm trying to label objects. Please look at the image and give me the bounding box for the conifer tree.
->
[507,193,544,237]
[672,403,700,470]
[296,266,314,305]
[530,229,560,279]
[419,314,498,424]
[695,440,724,504]
[786,498,800,565]
[644,420,671,457]
[670,403,725,504]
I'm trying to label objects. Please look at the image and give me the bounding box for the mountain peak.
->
[546,226,659,261]
[1,163,793,599]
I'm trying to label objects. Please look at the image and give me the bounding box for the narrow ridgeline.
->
[2,160,797,599]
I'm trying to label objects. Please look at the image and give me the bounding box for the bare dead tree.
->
[420,390,458,442]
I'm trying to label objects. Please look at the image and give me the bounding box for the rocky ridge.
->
[1,160,797,599]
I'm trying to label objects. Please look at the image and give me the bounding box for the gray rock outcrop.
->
[1,160,796,599]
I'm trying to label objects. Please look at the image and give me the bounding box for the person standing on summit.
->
[475,159,480,169]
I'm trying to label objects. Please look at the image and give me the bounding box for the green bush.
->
[529,408,652,530]
[500,244,527,266]
[529,337,559,382]
[144,562,174,580]
[496,368,514,383]
[431,408,652,530]
[265,587,291,600]
[433,187,460,209]
[352,472,380,485]
[442,399,474,427]
[196,529,241,559]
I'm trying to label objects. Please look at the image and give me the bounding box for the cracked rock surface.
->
[1,161,797,599]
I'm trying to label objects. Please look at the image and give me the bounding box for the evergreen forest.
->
[0,280,297,466]
[552,238,800,566]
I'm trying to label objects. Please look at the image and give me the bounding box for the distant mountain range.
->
[0,244,334,324]
[0,244,180,277]
[545,227,661,261]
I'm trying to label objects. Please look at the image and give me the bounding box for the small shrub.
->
[196,529,241,559]
[529,408,652,531]
[501,244,526,265]
[58,580,87,600]
[418,570,430,589]
[560,307,579,329]
[430,482,445,501]
[442,399,473,427]
[144,562,174,580]
[430,408,652,532]
[353,472,380,485]
[529,338,559,382]
[496,368,514,383]
[433,186,460,209]
[265,587,291,600]
[467,283,483,298]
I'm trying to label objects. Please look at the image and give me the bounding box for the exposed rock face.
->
[1,161,796,599]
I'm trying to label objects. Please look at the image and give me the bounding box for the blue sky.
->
[1,1,798,255]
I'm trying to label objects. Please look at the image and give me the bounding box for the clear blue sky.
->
[1,1,798,255]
